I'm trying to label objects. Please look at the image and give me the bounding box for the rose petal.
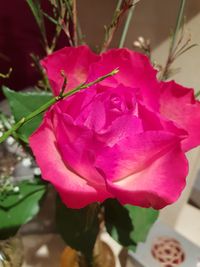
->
[159,81,200,151]
[105,139,188,209]
[96,131,183,182]
[138,102,188,138]
[29,113,110,208]
[52,107,107,186]
[41,45,100,95]
[74,83,139,128]
[88,49,160,110]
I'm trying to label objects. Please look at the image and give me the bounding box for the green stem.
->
[63,0,83,45]
[119,1,136,48]
[0,69,119,144]
[195,90,200,98]
[116,0,123,10]
[100,0,124,53]
[160,0,187,81]
[169,0,187,55]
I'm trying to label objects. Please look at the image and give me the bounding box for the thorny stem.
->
[101,0,133,53]
[0,69,119,144]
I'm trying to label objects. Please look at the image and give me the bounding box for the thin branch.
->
[0,68,12,79]
[101,0,133,52]
[0,69,119,144]
[72,0,78,46]
[169,0,187,55]
[160,0,187,80]
[119,0,138,48]
[195,90,200,98]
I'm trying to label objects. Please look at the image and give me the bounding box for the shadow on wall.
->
[78,0,200,49]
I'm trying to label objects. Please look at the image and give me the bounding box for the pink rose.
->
[30,46,200,209]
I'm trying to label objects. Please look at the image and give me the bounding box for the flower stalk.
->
[169,0,186,56]
[119,0,139,48]
[0,69,119,144]
[160,0,187,80]
[101,0,132,52]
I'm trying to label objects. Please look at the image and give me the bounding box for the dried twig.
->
[158,0,197,80]
[101,0,135,52]
[160,27,197,80]
[119,0,141,48]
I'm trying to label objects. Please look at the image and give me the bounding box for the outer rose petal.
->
[41,46,100,95]
[52,107,107,186]
[159,81,200,151]
[29,113,111,208]
[96,131,184,181]
[88,49,160,110]
[138,102,188,138]
[106,141,188,209]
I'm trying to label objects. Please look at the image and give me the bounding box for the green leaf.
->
[56,197,100,263]
[104,199,134,247]
[125,205,159,250]
[2,87,53,142]
[26,0,46,40]
[0,179,46,239]
[103,199,158,252]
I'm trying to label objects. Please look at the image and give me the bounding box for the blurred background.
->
[0,0,200,96]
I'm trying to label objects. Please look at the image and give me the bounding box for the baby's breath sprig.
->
[133,36,151,59]
[159,0,197,80]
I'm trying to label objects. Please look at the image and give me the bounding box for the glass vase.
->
[60,237,116,267]
[0,236,23,267]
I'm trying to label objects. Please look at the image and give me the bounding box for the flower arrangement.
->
[0,0,199,266]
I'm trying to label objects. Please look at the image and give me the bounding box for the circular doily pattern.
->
[151,237,185,267]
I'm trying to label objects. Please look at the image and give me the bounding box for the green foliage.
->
[56,197,100,263]
[2,87,52,143]
[0,179,46,239]
[26,0,47,44]
[125,205,159,250]
[103,199,159,251]
[104,199,134,247]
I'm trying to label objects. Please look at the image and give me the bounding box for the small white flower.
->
[22,158,32,167]
[6,136,15,146]
[13,186,20,193]
[138,36,145,43]
[133,41,141,48]
[34,167,41,176]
